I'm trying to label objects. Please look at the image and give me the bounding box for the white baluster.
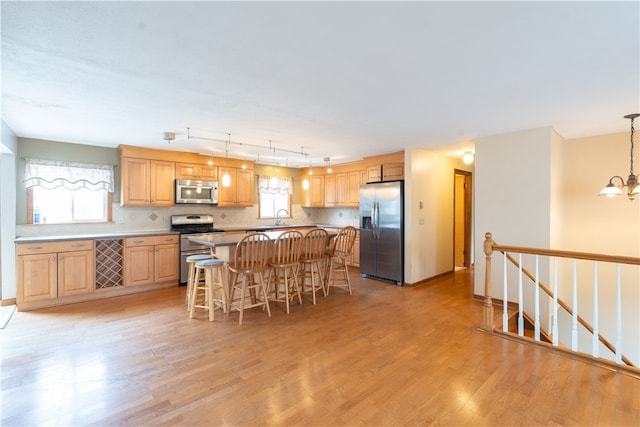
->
[552,257,558,346]
[534,255,540,341]
[592,261,599,358]
[503,252,508,332]
[518,254,523,336]
[615,264,622,364]
[571,259,578,352]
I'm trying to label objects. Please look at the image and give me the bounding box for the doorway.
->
[454,170,472,269]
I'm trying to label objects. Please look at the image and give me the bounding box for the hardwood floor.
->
[2,269,639,426]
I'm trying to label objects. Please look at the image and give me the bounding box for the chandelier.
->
[600,113,640,200]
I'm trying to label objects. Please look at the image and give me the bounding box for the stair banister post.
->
[483,232,495,329]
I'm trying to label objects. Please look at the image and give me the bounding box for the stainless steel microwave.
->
[175,179,219,204]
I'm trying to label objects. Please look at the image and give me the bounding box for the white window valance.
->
[258,175,292,195]
[24,158,115,191]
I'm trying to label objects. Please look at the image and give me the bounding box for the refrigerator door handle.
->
[374,201,380,239]
[371,202,377,239]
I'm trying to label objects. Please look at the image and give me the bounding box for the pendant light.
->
[221,133,231,188]
[600,113,640,200]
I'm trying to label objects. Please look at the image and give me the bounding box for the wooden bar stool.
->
[267,230,304,314]
[185,254,212,309]
[325,226,357,295]
[227,233,273,325]
[189,258,227,321]
[299,228,329,304]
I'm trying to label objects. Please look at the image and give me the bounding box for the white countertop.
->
[15,230,179,244]
[189,229,339,248]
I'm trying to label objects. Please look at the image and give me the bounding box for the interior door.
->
[454,170,472,268]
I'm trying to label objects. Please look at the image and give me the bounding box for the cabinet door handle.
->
[58,255,64,260]
[28,246,44,250]
[71,244,85,248]
[133,240,145,244]
[51,256,56,261]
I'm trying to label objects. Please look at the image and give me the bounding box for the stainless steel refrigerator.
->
[359,181,404,286]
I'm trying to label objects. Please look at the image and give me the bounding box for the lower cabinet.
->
[17,240,95,308]
[16,234,179,311]
[123,235,179,286]
[348,231,360,268]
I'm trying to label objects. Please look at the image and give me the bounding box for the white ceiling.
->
[2,1,639,167]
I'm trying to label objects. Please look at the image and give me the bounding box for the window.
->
[24,158,114,224]
[258,175,292,219]
[31,187,109,224]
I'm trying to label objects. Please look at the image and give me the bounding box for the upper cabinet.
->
[324,174,337,207]
[347,171,362,207]
[366,162,404,183]
[382,162,404,181]
[301,174,325,207]
[335,173,348,206]
[175,162,218,180]
[121,157,175,206]
[218,167,254,207]
[118,145,255,208]
[326,172,349,207]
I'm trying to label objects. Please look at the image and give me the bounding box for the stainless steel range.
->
[170,214,224,284]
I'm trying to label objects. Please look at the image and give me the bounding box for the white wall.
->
[404,147,472,284]
[1,120,18,300]
[559,131,640,256]
[474,127,556,297]
[559,131,640,366]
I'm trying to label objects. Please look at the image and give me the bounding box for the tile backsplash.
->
[16,204,360,237]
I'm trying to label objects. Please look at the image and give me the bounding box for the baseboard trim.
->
[405,270,454,288]
[2,298,17,306]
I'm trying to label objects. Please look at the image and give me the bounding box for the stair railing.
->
[482,232,640,368]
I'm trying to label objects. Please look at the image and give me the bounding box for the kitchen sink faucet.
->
[275,209,289,225]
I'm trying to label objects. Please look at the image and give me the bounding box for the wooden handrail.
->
[483,232,639,367]
[492,244,640,266]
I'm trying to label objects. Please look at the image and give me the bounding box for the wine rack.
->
[95,239,124,289]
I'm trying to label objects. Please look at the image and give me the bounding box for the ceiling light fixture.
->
[162,132,176,143]
[161,128,315,163]
[324,157,332,174]
[463,151,474,164]
[600,113,640,200]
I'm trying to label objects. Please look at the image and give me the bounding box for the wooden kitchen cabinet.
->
[335,173,348,206]
[17,240,95,308]
[382,162,404,181]
[347,171,362,207]
[324,173,348,207]
[123,235,179,286]
[366,162,404,183]
[175,162,218,180]
[348,230,360,268]
[366,165,382,183]
[324,174,337,207]
[301,175,325,207]
[218,167,254,207]
[121,157,175,206]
